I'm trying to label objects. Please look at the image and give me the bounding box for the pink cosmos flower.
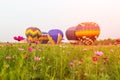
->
[28,47,33,52]
[35,40,39,44]
[6,56,11,60]
[69,62,74,66]
[34,56,41,61]
[14,36,24,41]
[95,51,103,56]
[110,49,114,52]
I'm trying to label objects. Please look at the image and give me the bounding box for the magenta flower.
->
[6,56,11,60]
[103,58,109,61]
[103,58,109,64]
[34,56,41,61]
[28,47,33,52]
[14,36,25,41]
[95,51,103,56]
[69,62,74,67]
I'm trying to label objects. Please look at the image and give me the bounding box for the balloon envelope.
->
[48,29,64,44]
[75,22,100,45]
[66,27,79,44]
[25,27,42,42]
[66,27,77,40]
[39,32,49,44]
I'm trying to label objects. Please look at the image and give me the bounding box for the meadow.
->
[0,42,120,80]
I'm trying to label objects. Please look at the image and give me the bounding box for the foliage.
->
[0,43,120,80]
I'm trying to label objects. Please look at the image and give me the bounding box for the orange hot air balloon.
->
[75,22,100,45]
[39,32,49,44]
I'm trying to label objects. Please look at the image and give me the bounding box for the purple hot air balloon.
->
[66,27,77,40]
[48,29,64,44]
[65,27,79,44]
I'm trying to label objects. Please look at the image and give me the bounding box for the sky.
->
[0,0,120,42]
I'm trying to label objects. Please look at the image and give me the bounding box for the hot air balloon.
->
[75,22,100,45]
[65,27,79,44]
[48,29,64,44]
[39,32,49,44]
[66,27,77,40]
[25,27,42,43]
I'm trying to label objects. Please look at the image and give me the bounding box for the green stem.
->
[96,62,98,80]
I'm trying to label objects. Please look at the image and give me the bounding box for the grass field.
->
[0,43,120,80]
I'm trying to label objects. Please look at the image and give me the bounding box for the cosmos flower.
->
[95,51,103,56]
[92,56,99,62]
[14,36,25,41]
[110,49,114,52]
[34,56,41,61]
[35,40,39,44]
[103,58,109,64]
[6,56,11,60]
[28,47,33,52]
[78,60,83,65]
[69,62,74,66]
[103,58,109,61]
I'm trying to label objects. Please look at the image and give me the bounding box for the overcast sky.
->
[0,0,120,42]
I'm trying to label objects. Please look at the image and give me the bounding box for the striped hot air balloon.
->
[75,22,100,45]
[48,29,64,44]
[25,27,42,43]
[39,32,49,44]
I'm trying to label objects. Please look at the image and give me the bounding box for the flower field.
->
[0,43,120,80]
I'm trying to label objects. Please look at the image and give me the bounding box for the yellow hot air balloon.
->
[25,27,42,43]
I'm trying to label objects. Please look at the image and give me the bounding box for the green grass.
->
[0,43,120,80]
